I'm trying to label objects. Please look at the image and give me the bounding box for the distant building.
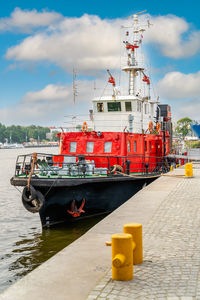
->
[48,127,59,133]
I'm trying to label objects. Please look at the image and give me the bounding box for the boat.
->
[0,143,24,149]
[191,123,200,139]
[10,12,172,228]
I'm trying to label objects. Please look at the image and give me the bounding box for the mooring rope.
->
[13,186,22,194]
[27,152,37,190]
[44,177,60,197]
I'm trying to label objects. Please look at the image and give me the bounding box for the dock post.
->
[185,163,193,177]
[112,233,133,280]
[123,223,143,264]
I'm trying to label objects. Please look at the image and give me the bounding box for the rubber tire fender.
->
[22,190,45,213]
[22,185,37,202]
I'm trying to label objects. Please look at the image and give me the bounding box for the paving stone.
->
[87,168,200,300]
[87,295,98,300]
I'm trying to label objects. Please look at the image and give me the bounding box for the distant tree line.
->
[0,123,51,144]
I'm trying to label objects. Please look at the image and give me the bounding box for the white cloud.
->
[177,100,200,121]
[22,84,70,103]
[0,81,96,126]
[4,12,200,75]
[157,70,200,121]
[145,14,200,58]
[2,11,200,124]
[5,14,122,72]
[0,7,62,32]
[157,71,200,99]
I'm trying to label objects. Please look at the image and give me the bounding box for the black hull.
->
[11,176,156,227]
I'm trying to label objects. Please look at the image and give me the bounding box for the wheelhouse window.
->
[86,142,94,153]
[137,101,142,112]
[127,140,131,153]
[125,102,132,112]
[134,141,137,152]
[144,104,149,114]
[70,142,77,152]
[97,102,104,112]
[104,141,112,153]
[107,102,121,112]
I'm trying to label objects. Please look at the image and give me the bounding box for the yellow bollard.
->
[112,233,133,281]
[170,165,173,172]
[185,163,193,177]
[123,223,143,265]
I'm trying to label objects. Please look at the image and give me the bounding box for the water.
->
[0,147,103,292]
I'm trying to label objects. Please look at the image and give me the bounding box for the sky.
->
[0,0,200,126]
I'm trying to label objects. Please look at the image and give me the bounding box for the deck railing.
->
[14,153,170,178]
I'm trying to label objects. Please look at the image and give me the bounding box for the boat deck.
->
[11,172,160,187]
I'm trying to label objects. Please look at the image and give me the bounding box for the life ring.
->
[22,189,45,213]
[109,164,123,174]
[22,185,37,202]
[82,121,88,132]
[149,121,153,133]
[156,122,161,133]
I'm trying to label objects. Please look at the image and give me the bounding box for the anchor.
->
[67,198,86,217]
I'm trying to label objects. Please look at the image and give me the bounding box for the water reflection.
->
[0,148,107,292]
[3,215,104,289]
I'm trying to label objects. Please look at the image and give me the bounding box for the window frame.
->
[69,141,77,153]
[134,140,137,152]
[86,141,94,153]
[107,102,121,112]
[97,102,104,112]
[145,141,147,152]
[125,102,132,112]
[144,104,149,114]
[149,141,152,152]
[127,140,131,153]
[104,141,112,153]
[137,101,142,112]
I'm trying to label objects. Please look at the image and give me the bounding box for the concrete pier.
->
[1,165,200,299]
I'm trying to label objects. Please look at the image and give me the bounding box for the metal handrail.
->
[14,152,169,177]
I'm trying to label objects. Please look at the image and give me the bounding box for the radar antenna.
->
[73,68,78,104]
[126,10,147,19]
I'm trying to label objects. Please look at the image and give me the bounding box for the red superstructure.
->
[59,131,170,157]
[56,129,170,173]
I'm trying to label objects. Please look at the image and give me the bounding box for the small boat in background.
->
[0,143,24,149]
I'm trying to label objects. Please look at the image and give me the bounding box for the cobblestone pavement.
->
[87,167,200,299]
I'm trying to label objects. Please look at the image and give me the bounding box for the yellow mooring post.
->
[123,223,143,265]
[185,163,193,177]
[112,233,133,281]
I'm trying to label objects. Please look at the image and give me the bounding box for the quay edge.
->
[0,168,183,300]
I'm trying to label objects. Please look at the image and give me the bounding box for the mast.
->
[122,11,149,96]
